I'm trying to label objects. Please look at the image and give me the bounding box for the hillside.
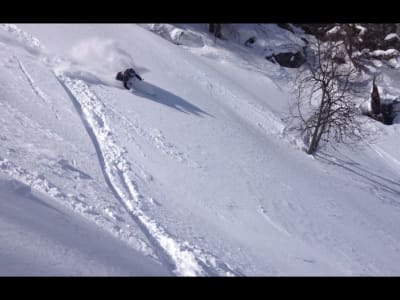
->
[1,23,400,275]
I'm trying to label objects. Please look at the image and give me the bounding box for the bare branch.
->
[290,38,366,154]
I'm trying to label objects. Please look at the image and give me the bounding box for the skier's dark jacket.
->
[116,68,143,89]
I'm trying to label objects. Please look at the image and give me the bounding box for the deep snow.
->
[0,23,400,276]
[0,175,170,275]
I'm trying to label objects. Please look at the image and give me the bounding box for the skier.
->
[116,68,143,89]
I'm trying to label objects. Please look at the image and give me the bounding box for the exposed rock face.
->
[277,23,294,33]
[295,23,400,52]
[294,23,336,38]
[266,51,306,68]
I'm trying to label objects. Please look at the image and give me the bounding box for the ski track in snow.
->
[0,26,60,121]
[258,206,291,236]
[371,144,400,171]
[0,156,151,256]
[187,67,286,138]
[17,59,48,103]
[16,58,61,120]
[5,23,400,276]
[55,74,238,276]
[97,88,201,169]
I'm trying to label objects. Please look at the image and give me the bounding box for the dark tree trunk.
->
[307,127,320,154]
[208,23,222,39]
[208,23,215,34]
[215,24,222,38]
[371,76,381,116]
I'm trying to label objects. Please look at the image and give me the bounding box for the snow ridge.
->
[0,24,44,54]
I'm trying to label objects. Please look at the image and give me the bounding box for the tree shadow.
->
[316,151,400,206]
[130,80,214,118]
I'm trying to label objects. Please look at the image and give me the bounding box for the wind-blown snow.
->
[1,23,400,276]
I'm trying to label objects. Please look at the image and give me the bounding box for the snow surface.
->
[371,49,399,57]
[385,33,400,41]
[1,23,400,276]
[0,175,170,275]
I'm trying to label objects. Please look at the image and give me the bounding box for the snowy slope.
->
[0,175,170,275]
[1,23,400,275]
